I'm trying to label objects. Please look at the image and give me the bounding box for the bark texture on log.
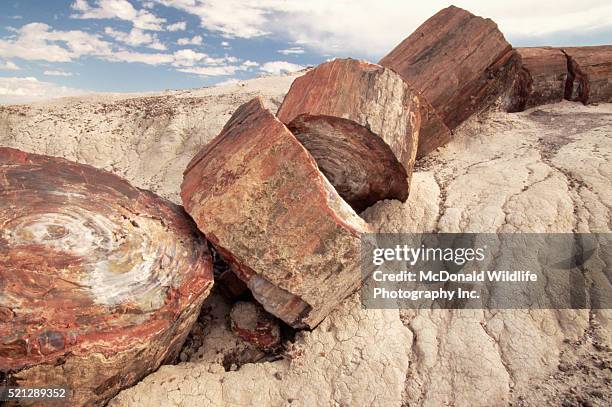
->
[506,47,568,112]
[277,58,420,211]
[563,46,612,104]
[182,98,370,329]
[0,148,213,406]
[379,5,519,154]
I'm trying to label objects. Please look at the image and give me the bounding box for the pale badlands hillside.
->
[1,73,610,406]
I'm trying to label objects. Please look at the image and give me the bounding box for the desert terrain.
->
[1,71,610,406]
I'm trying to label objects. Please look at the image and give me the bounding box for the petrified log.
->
[506,47,568,112]
[276,58,420,212]
[379,5,520,154]
[230,302,281,351]
[0,148,213,406]
[416,98,452,158]
[563,46,612,104]
[182,98,370,329]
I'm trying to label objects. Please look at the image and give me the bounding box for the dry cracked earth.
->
[1,74,610,406]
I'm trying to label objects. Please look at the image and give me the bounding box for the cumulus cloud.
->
[0,76,88,104]
[109,50,174,64]
[0,22,230,67]
[104,27,167,50]
[166,21,187,31]
[0,60,20,70]
[259,60,304,75]
[0,23,112,62]
[278,46,304,55]
[43,70,73,76]
[177,35,203,45]
[72,0,166,30]
[155,0,612,56]
[178,59,259,76]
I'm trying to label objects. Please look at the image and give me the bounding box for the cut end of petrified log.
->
[287,114,409,212]
[379,5,519,155]
[277,58,420,211]
[563,46,612,104]
[0,147,213,406]
[505,47,568,112]
[182,97,370,329]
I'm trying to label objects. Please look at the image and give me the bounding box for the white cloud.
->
[177,35,203,45]
[178,59,258,76]
[178,66,242,76]
[155,0,612,56]
[0,23,175,65]
[0,23,112,62]
[278,46,304,55]
[259,60,304,75]
[0,77,87,104]
[72,0,166,31]
[0,60,20,70]
[242,60,259,67]
[109,50,174,64]
[104,27,167,50]
[220,41,230,47]
[43,70,73,76]
[166,21,187,31]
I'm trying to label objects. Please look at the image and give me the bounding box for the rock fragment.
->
[0,147,213,406]
[230,302,281,351]
[379,5,520,155]
[563,46,612,104]
[505,47,568,112]
[277,58,420,211]
[181,98,370,329]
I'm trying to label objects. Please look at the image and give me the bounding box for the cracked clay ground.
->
[1,74,610,406]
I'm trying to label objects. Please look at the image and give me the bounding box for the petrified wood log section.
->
[277,58,420,212]
[505,47,568,112]
[379,5,519,155]
[563,46,612,104]
[182,98,370,329]
[0,148,213,406]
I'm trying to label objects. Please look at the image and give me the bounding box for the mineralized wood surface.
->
[0,148,213,406]
[230,302,281,351]
[277,58,420,211]
[379,5,519,153]
[182,98,370,329]
[416,97,452,158]
[563,46,612,104]
[506,47,568,112]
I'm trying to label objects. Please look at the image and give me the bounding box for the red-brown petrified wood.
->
[0,148,213,406]
[230,302,281,351]
[182,98,370,329]
[563,46,612,104]
[277,58,420,211]
[506,47,568,112]
[379,5,520,156]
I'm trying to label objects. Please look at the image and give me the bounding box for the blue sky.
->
[1,0,611,103]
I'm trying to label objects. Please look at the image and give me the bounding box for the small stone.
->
[230,301,281,351]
